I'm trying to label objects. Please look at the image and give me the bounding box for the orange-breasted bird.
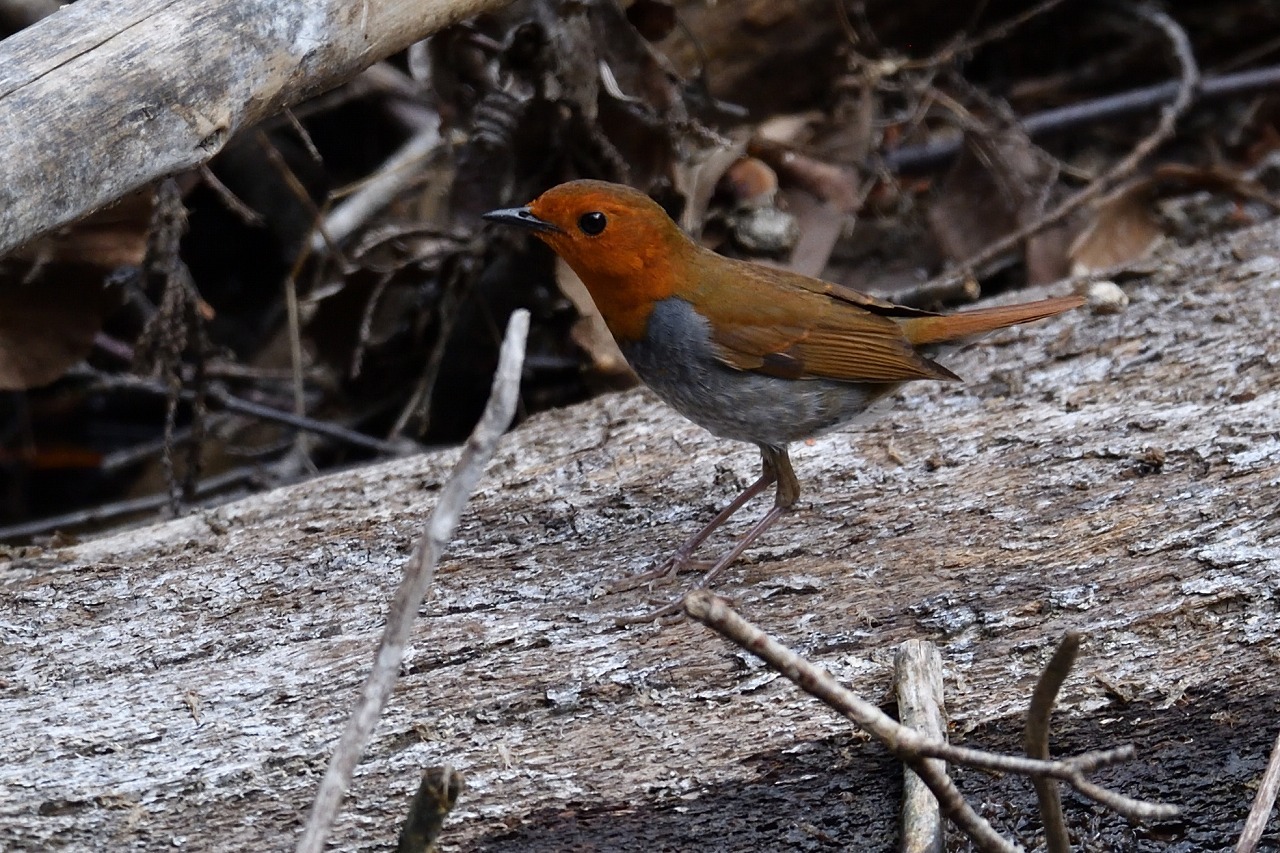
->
[484,180,1081,589]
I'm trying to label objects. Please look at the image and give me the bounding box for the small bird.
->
[485,180,1081,589]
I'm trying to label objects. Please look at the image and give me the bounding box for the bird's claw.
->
[603,552,714,594]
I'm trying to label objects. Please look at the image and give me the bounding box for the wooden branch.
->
[682,591,1178,849]
[1236,732,1280,853]
[3,221,1276,848]
[0,0,514,257]
[1024,632,1081,853]
[295,309,528,853]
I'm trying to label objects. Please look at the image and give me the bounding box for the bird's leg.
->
[607,444,796,595]
[697,444,798,590]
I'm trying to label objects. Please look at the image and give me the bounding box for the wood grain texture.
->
[0,0,513,256]
[2,222,1279,850]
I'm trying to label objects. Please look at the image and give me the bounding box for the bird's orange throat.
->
[539,233,682,344]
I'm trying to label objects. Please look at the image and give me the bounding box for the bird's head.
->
[484,180,692,341]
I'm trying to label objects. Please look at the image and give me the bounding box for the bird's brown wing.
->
[695,257,957,383]
[711,318,957,382]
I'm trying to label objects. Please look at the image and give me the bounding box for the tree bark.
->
[0,0,513,257]
[1,222,1278,850]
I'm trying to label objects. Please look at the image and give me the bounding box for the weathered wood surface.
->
[0,0,513,256]
[2,222,1279,850]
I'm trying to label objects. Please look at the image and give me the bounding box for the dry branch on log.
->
[0,0,515,256]
[683,592,1174,852]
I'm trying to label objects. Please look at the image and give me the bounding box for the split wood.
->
[895,639,946,853]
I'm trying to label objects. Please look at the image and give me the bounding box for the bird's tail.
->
[900,295,1084,346]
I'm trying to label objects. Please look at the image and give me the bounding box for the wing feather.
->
[689,253,959,383]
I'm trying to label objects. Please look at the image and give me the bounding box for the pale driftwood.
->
[2,221,1280,850]
[896,640,946,853]
[0,0,513,257]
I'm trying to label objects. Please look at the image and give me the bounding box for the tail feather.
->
[900,295,1083,346]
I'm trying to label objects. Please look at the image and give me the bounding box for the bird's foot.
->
[602,552,714,595]
[612,598,684,626]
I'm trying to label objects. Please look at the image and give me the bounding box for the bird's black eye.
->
[578,211,607,236]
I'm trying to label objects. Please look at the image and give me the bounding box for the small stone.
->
[728,206,800,255]
[1087,280,1129,315]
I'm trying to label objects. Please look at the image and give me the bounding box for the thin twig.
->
[682,592,1179,835]
[0,466,259,542]
[312,117,443,254]
[887,64,1280,175]
[254,131,329,467]
[909,0,1070,70]
[89,374,411,456]
[295,309,529,853]
[1235,731,1280,853]
[685,591,1012,850]
[197,164,265,226]
[907,5,1199,303]
[1024,632,1081,853]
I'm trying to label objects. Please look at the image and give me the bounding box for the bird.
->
[484,179,1082,591]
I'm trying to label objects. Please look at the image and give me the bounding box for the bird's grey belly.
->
[620,297,896,447]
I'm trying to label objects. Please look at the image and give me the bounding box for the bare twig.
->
[255,131,328,438]
[888,64,1280,175]
[896,640,947,853]
[88,374,411,456]
[682,591,1178,849]
[1024,632,1081,853]
[197,164,265,226]
[910,0,1070,70]
[295,309,529,853]
[906,5,1199,301]
[685,590,1012,851]
[312,117,444,255]
[0,466,258,542]
[1236,731,1280,853]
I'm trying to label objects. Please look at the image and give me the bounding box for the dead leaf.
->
[1069,179,1163,275]
[0,277,122,390]
[554,257,635,386]
[9,189,153,269]
[0,191,148,390]
[1068,164,1279,276]
[778,190,844,278]
[927,124,1069,282]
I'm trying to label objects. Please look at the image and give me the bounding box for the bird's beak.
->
[482,206,564,234]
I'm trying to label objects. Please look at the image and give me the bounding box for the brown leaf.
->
[0,191,148,389]
[1068,179,1164,275]
[10,189,153,269]
[927,125,1062,277]
[0,277,122,390]
[554,257,635,386]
